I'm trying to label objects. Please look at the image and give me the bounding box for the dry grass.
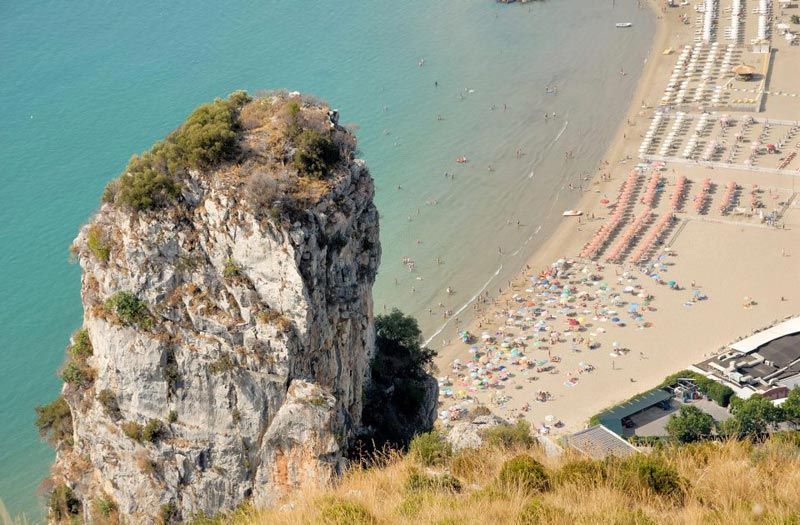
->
[235,437,800,525]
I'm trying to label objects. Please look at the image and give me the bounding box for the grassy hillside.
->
[226,433,800,525]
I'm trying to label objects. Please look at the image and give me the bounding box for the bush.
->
[666,405,715,443]
[86,225,111,262]
[555,458,608,486]
[222,258,242,279]
[69,328,93,358]
[482,420,535,449]
[93,494,117,518]
[142,419,165,443]
[404,469,462,493]
[293,128,340,178]
[105,291,152,329]
[409,431,451,466]
[791,14,800,24]
[208,354,235,374]
[167,410,178,424]
[35,396,73,447]
[115,163,181,211]
[97,389,121,420]
[109,93,244,212]
[121,421,143,442]
[317,497,376,525]
[174,100,237,168]
[613,454,686,501]
[497,455,550,494]
[160,502,179,524]
[62,361,93,387]
[450,447,488,481]
[48,483,81,521]
[122,419,165,443]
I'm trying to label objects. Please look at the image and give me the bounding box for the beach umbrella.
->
[612,341,620,349]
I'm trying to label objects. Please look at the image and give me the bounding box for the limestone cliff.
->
[51,92,381,522]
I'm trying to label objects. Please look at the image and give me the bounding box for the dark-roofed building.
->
[563,425,639,459]
[693,317,800,400]
[595,389,673,436]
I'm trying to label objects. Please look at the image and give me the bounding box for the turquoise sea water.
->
[0,0,653,519]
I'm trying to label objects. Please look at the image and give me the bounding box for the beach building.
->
[563,425,639,459]
[692,317,800,401]
[593,389,673,436]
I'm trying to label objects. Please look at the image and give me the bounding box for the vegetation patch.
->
[97,389,121,420]
[721,394,783,439]
[404,469,462,493]
[317,497,376,525]
[105,291,153,329]
[92,494,118,519]
[496,455,550,494]
[61,360,94,387]
[122,418,165,443]
[35,395,73,447]
[48,483,81,522]
[160,501,180,524]
[555,458,608,486]
[208,354,235,374]
[292,128,341,179]
[659,370,735,407]
[360,308,437,452]
[104,92,250,212]
[68,328,93,358]
[611,453,686,501]
[481,420,535,450]
[408,431,452,467]
[450,447,489,482]
[222,258,242,280]
[86,224,111,262]
[665,405,715,443]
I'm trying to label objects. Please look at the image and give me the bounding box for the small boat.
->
[455,156,468,164]
[562,209,583,217]
[616,22,633,28]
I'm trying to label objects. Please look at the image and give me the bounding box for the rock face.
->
[54,96,381,522]
[446,415,509,451]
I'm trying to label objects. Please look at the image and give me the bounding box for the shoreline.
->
[428,0,668,353]
[433,0,800,434]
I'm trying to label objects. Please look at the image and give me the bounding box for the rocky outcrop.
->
[446,415,509,451]
[52,94,381,522]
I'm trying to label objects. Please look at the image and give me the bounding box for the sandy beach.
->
[434,0,800,436]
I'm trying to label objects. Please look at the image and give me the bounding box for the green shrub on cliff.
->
[105,291,152,329]
[86,225,111,261]
[69,328,92,358]
[48,483,81,521]
[61,361,94,387]
[293,128,340,179]
[97,389,121,420]
[35,395,73,447]
[106,94,244,211]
